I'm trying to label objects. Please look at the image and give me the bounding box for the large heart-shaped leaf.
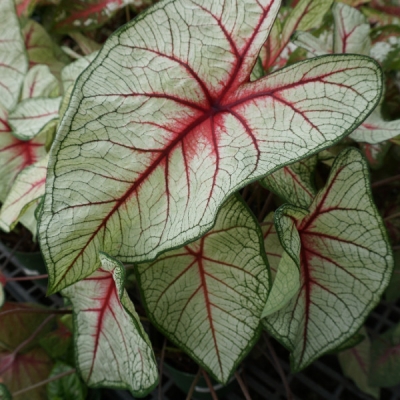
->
[62,253,158,396]
[0,155,48,233]
[136,195,269,384]
[0,0,28,112]
[0,105,47,202]
[39,0,383,294]
[263,148,392,370]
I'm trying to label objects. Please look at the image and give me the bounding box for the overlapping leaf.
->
[359,140,391,169]
[0,155,48,233]
[0,105,47,202]
[22,19,68,80]
[39,0,383,294]
[21,65,60,100]
[0,0,28,111]
[338,327,379,399]
[136,195,270,383]
[62,253,158,396]
[263,148,392,370]
[261,155,317,208]
[369,323,400,387]
[8,98,61,141]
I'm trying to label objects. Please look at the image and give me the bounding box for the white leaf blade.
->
[22,65,60,99]
[62,253,158,396]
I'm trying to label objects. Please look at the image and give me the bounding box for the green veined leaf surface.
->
[0,0,28,111]
[0,105,47,202]
[62,253,158,396]
[40,0,383,294]
[8,98,61,141]
[0,155,48,233]
[21,65,60,100]
[136,195,270,384]
[333,2,371,56]
[261,155,317,208]
[263,148,393,370]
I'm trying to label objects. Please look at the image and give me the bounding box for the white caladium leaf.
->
[62,253,158,396]
[261,155,317,208]
[69,32,102,56]
[262,0,333,70]
[0,0,28,111]
[22,65,60,99]
[8,97,61,141]
[291,31,331,56]
[261,212,282,275]
[23,19,68,81]
[39,0,383,294]
[350,109,400,144]
[333,2,371,56]
[0,105,47,202]
[61,52,99,92]
[136,195,269,384]
[338,327,379,399]
[359,141,391,170]
[263,148,393,371]
[0,155,48,233]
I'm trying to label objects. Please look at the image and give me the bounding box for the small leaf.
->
[69,32,102,55]
[263,148,393,370]
[291,31,332,56]
[0,348,53,400]
[22,65,60,100]
[62,253,158,396]
[22,19,68,81]
[47,362,86,400]
[261,155,317,208]
[333,2,371,55]
[338,327,379,399]
[369,323,400,387]
[350,109,400,144]
[8,98,61,141]
[359,141,391,170]
[0,0,28,111]
[137,195,269,384]
[52,0,128,33]
[0,384,11,400]
[39,0,383,294]
[0,155,48,233]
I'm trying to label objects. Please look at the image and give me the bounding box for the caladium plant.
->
[1,0,400,398]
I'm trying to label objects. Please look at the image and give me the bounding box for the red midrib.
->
[87,275,115,380]
[197,238,223,376]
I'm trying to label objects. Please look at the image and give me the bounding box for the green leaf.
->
[338,327,379,399]
[261,155,317,208]
[136,195,270,384]
[62,253,158,396]
[8,97,61,141]
[39,0,383,294]
[22,19,68,81]
[263,148,393,371]
[369,323,400,387]
[0,0,28,111]
[0,156,48,233]
[22,65,60,100]
[47,362,86,400]
[0,348,53,400]
[0,384,11,400]
[359,141,391,170]
[333,2,371,56]
[69,32,102,56]
[385,250,400,302]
